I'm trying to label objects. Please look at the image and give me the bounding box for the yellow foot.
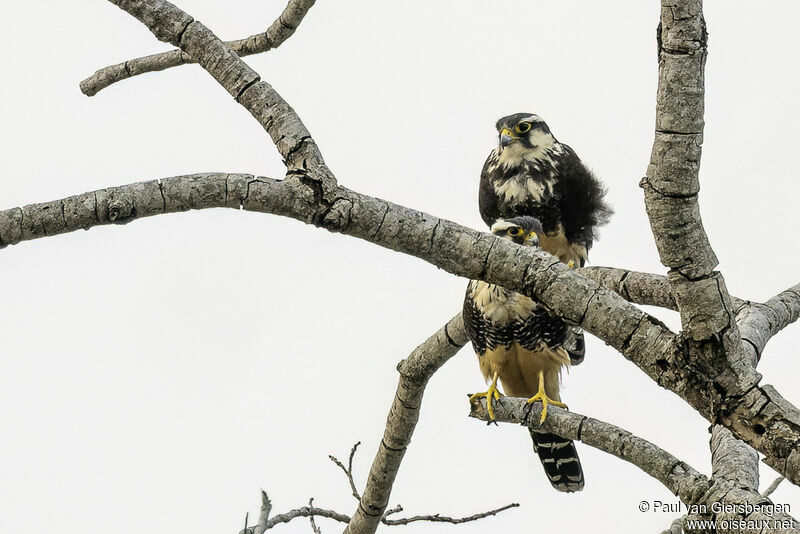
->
[567,260,575,269]
[526,371,567,423]
[469,372,503,421]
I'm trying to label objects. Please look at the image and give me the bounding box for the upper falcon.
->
[479,113,612,268]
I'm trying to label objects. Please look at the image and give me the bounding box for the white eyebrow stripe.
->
[490,220,517,233]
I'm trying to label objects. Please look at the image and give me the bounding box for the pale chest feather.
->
[468,280,538,324]
[487,147,561,207]
[493,176,554,206]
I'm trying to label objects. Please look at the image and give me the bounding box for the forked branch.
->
[81,0,317,96]
[238,438,518,533]
[469,397,798,533]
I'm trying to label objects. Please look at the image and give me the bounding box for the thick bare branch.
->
[644,1,735,341]
[642,1,762,401]
[345,313,467,534]
[738,283,800,362]
[578,266,676,310]
[81,0,316,96]
[711,425,759,491]
[470,397,799,533]
[577,267,748,311]
[471,396,709,501]
[0,0,779,493]
[2,172,799,486]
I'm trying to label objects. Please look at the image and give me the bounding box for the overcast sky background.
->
[1,1,799,533]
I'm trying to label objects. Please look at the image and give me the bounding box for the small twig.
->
[329,442,361,501]
[763,476,786,498]
[382,505,403,519]
[308,499,322,534]
[381,503,520,526]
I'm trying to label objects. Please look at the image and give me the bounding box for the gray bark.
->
[2,0,799,532]
[3,169,798,487]
[80,0,317,96]
[344,314,467,534]
[469,396,799,534]
[737,283,800,362]
[645,1,754,381]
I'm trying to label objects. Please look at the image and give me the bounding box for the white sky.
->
[1,1,798,533]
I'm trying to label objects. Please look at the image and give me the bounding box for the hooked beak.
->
[524,231,539,246]
[499,127,515,149]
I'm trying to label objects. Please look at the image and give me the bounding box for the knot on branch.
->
[104,190,136,224]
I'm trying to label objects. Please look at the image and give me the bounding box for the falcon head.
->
[495,113,555,157]
[490,216,542,247]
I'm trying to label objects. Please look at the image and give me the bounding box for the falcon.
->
[464,216,584,493]
[479,112,612,364]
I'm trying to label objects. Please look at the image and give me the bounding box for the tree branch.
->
[238,501,519,533]
[329,442,362,502]
[308,499,323,534]
[256,504,350,531]
[344,313,467,534]
[253,490,272,534]
[710,425,759,491]
[644,1,759,396]
[239,441,518,534]
[80,0,316,96]
[737,282,800,362]
[763,476,786,498]
[577,266,752,312]
[471,395,710,502]
[107,0,329,180]
[380,504,519,526]
[469,397,799,533]
[644,1,731,339]
[20,0,794,490]
[578,266,676,310]
[3,170,800,486]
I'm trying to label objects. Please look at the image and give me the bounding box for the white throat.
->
[497,130,557,167]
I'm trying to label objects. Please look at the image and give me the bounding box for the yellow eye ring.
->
[508,227,522,236]
[516,122,532,134]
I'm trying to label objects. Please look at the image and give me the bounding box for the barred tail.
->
[563,326,585,365]
[530,430,584,492]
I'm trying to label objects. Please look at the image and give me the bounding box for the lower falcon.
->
[463,217,584,493]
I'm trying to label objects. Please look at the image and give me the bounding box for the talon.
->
[469,371,503,420]
[525,371,568,423]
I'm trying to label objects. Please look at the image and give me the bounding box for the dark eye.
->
[508,227,522,236]
[516,122,532,134]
